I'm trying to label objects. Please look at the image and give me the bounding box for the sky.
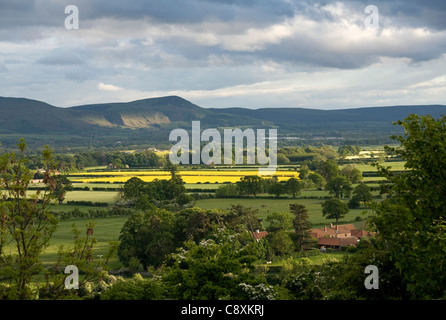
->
[0,0,445,110]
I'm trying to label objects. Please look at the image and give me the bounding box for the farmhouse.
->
[251,230,268,242]
[311,223,373,250]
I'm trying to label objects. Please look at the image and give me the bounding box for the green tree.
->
[267,231,294,257]
[266,211,293,233]
[316,160,340,183]
[100,273,164,300]
[163,160,182,184]
[277,153,290,165]
[161,238,275,300]
[122,177,148,201]
[351,183,373,208]
[237,175,263,198]
[285,177,302,198]
[308,172,326,189]
[325,176,352,199]
[338,145,361,156]
[180,207,223,243]
[321,198,349,224]
[267,180,286,198]
[290,203,315,251]
[53,175,73,205]
[117,208,176,268]
[227,204,264,236]
[370,114,446,299]
[340,164,363,183]
[0,141,58,299]
[215,184,239,198]
[298,165,310,179]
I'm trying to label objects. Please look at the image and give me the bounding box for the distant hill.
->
[209,105,446,125]
[0,95,445,150]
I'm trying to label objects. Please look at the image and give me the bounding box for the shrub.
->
[100,274,164,300]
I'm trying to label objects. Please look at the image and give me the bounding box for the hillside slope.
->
[0,95,445,149]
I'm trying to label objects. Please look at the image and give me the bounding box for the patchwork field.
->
[31,161,403,268]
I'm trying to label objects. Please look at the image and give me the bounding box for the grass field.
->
[346,160,406,172]
[26,161,394,271]
[43,216,127,268]
[1,216,127,269]
[195,197,371,229]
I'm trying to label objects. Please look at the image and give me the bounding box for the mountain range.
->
[0,95,445,150]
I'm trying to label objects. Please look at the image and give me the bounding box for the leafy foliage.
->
[0,141,58,299]
[370,114,446,299]
[162,237,276,300]
[321,198,349,224]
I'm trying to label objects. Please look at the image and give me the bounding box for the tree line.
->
[22,144,367,173]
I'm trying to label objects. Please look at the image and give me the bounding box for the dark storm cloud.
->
[85,0,295,24]
[1,1,445,31]
[0,0,295,29]
[344,0,446,30]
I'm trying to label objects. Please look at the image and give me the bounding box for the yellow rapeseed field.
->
[69,170,299,184]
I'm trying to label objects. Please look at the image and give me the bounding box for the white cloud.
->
[0,0,446,110]
[97,82,123,92]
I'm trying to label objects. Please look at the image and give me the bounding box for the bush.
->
[100,274,164,300]
[215,184,240,198]
[66,200,108,207]
[53,207,134,220]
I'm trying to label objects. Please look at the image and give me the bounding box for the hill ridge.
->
[0,95,445,149]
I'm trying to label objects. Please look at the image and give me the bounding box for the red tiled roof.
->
[310,224,354,239]
[341,224,356,231]
[319,236,359,247]
[318,238,342,246]
[351,230,375,238]
[340,237,360,246]
[251,231,268,240]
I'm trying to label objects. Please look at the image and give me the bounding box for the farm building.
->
[310,223,373,250]
[251,230,269,242]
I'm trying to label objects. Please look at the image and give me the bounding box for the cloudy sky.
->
[0,0,445,109]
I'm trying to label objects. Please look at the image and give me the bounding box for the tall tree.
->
[290,203,314,251]
[117,208,176,268]
[370,114,446,299]
[298,165,310,179]
[227,204,264,236]
[266,211,293,233]
[321,198,349,224]
[237,175,263,198]
[267,180,286,198]
[285,177,302,198]
[351,183,373,208]
[53,175,73,205]
[308,172,326,188]
[316,160,340,183]
[340,164,363,184]
[0,140,58,299]
[325,176,352,199]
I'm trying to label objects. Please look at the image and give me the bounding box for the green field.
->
[39,216,127,268]
[195,197,370,228]
[30,162,392,271]
[346,160,406,172]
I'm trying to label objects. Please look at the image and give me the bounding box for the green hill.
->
[0,95,445,149]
